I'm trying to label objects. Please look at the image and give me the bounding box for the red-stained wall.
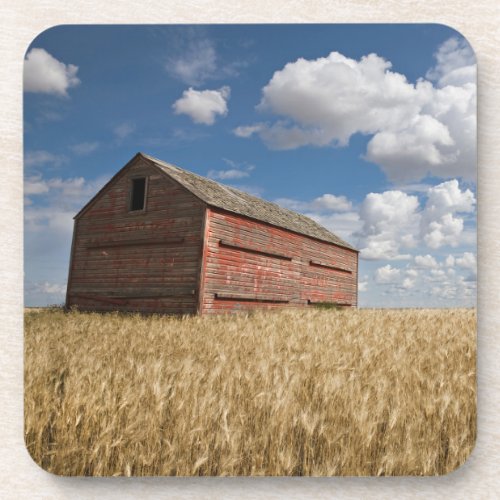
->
[200,208,358,314]
[66,158,205,314]
[67,158,358,316]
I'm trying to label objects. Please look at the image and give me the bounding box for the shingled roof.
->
[141,153,356,251]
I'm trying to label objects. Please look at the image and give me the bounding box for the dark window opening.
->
[130,177,146,211]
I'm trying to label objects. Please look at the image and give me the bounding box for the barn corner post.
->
[355,249,359,308]
[196,207,211,315]
[64,218,77,311]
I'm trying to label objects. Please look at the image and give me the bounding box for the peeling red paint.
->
[67,157,358,315]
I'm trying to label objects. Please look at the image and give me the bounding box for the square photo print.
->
[24,24,476,476]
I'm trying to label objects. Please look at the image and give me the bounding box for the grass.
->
[24,307,476,476]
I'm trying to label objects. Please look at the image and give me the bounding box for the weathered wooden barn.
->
[66,153,358,314]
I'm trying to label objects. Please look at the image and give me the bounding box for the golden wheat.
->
[24,307,476,476]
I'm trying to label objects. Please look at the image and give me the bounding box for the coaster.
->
[24,24,476,476]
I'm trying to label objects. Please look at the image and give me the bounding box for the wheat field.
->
[24,307,476,476]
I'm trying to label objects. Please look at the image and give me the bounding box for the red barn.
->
[66,153,358,314]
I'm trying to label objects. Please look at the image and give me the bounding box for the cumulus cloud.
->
[430,268,446,278]
[306,211,362,244]
[414,254,439,269]
[275,194,360,244]
[311,194,352,212]
[402,278,416,289]
[421,179,475,249]
[426,37,476,88]
[355,179,475,259]
[273,177,474,262]
[173,86,230,125]
[276,194,352,213]
[445,255,456,267]
[357,190,420,260]
[24,48,80,97]
[430,274,476,301]
[367,255,476,306]
[235,37,476,183]
[375,265,401,284]
[456,251,477,275]
[406,268,418,277]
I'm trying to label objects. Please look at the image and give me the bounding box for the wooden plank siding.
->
[200,208,358,314]
[66,157,205,314]
[66,153,358,316]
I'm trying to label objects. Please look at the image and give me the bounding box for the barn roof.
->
[141,153,357,251]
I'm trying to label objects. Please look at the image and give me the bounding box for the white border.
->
[2,2,499,497]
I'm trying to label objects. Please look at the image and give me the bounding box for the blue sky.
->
[24,24,476,307]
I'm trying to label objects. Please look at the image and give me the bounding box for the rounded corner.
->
[427,23,478,65]
[23,24,69,62]
[439,428,477,477]
[23,431,66,477]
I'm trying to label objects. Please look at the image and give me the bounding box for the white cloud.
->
[426,37,476,88]
[359,281,368,292]
[364,114,456,182]
[274,178,475,262]
[414,254,439,269]
[375,265,401,284]
[24,172,111,306]
[310,194,352,212]
[70,142,99,155]
[166,36,247,86]
[402,278,415,289]
[445,255,456,267]
[24,174,110,236]
[208,169,249,180]
[25,150,67,169]
[421,179,475,249]
[167,38,217,86]
[424,179,476,215]
[113,122,136,140]
[255,51,419,148]
[357,190,420,260]
[423,213,464,249]
[233,123,265,138]
[406,268,419,278]
[27,281,66,296]
[208,158,255,181]
[276,193,352,214]
[274,194,359,244]
[235,37,476,183]
[24,175,49,195]
[306,211,362,244]
[362,251,477,307]
[24,48,80,97]
[456,251,477,275]
[430,269,446,279]
[173,86,230,125]
[430,274,476,302]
